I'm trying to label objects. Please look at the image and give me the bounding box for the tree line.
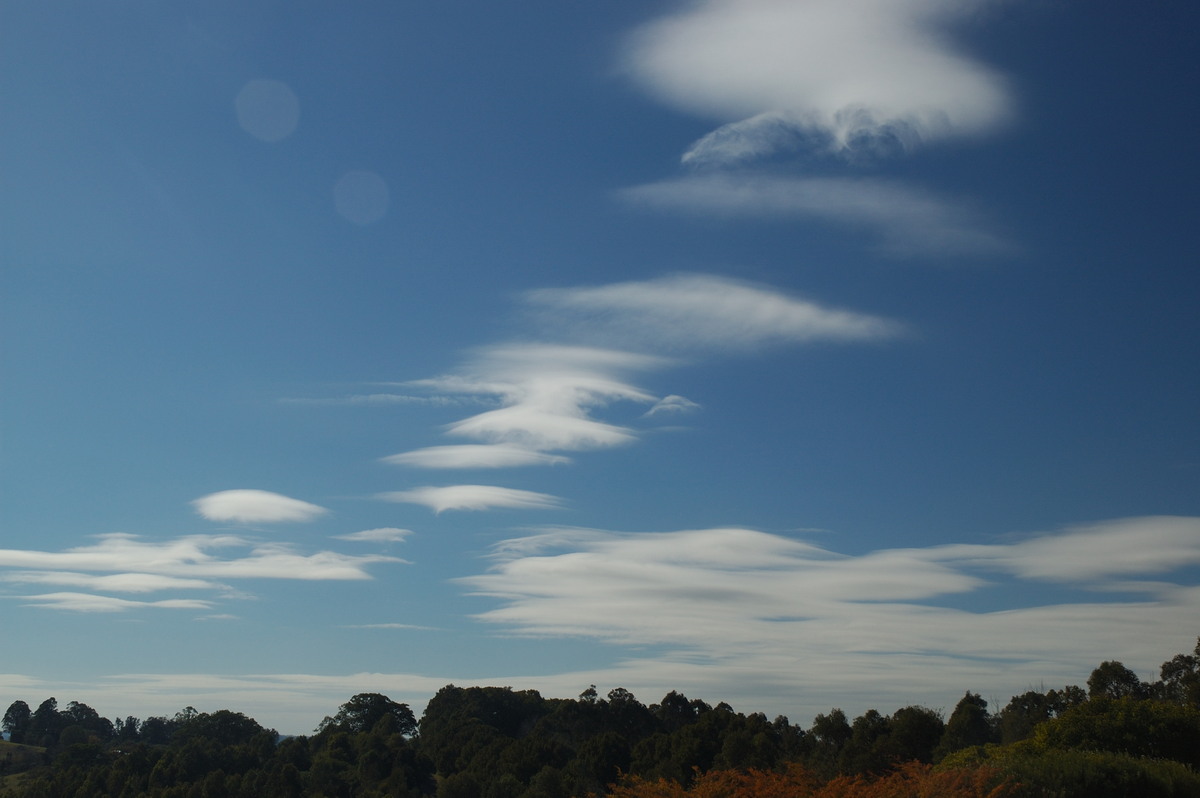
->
[2,638,1198,797]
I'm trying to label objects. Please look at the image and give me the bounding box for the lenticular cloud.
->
[623,0,1011,161]
[525,274,900,352]
[378,485,563,514]
[192,489,329,524]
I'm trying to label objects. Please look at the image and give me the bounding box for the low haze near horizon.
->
[2,1,1198,733]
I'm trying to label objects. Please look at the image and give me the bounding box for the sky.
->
[2,1,1199,735]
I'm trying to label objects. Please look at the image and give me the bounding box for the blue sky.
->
[2,1,1198,733]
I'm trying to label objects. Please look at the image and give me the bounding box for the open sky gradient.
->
[2,1,1199,734]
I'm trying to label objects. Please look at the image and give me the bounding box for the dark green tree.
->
[317,692,417,736]
[934,691,993,760]
[1087,660,1148,700]
[62,700,113,741]
[1158,637,1200,706]
[2,700,31,744]
[29,697,62,747]
[1035,696,1200,768]
[175,708,273,746]
[839,709,891,774]
[886,705,944,763]
[999,690,1055,744]
[807,708,851,777]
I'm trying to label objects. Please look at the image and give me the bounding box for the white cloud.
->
[382,444,571,469]
[333,527,413,543]
[526,273,901,352]
[14,592,214,613]
[457,517,1200,714]
[623,0,1011,161]
[419,345,666,452]
[192,489,329,524]
[378,485,564,514]
[0,533,403,581]
[382,277,898,483]
[623,175,1010,257]
[931,516,1200,582]
[0,571,220,593]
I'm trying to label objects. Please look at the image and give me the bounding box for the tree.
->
[935,692,993,760]
[1034,696,1200,768]
[318,692,417,736]
[1087,660,1147,700]
[62,700,113,741]
[2,700,31,744]
[29,697,62,747]
[1158,637,1200,707]
[998,690,1054,744]
[175,709,273,746]
[808,708,852,777]
[886,705,944,764]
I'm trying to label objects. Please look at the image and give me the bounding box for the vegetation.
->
[2,638,1198,797]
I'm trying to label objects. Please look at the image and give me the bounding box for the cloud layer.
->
[462,516,1200,707]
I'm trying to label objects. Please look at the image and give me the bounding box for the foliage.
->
[316,692,418,736]
[943,744,1200,798]
[1033,695,1200,767]
[607,761,1013,798]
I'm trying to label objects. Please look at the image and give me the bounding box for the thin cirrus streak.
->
[622,176,1011,257]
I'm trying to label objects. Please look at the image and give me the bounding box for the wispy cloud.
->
[373,276,897,478]
[419,345,665,453]
[525,274,902,352]
[460,516,1200,709]
[0,534,404,613]
[1,571,221,593]
[0,533,403,579]
[192,490,329,524]
[14,592,215,613]
[333,527,413,543]
[622,0,1011,162]
[929,516,1200,582]
[382,445,571,469]
[378,485,564,514]
[623,175,1011,257]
